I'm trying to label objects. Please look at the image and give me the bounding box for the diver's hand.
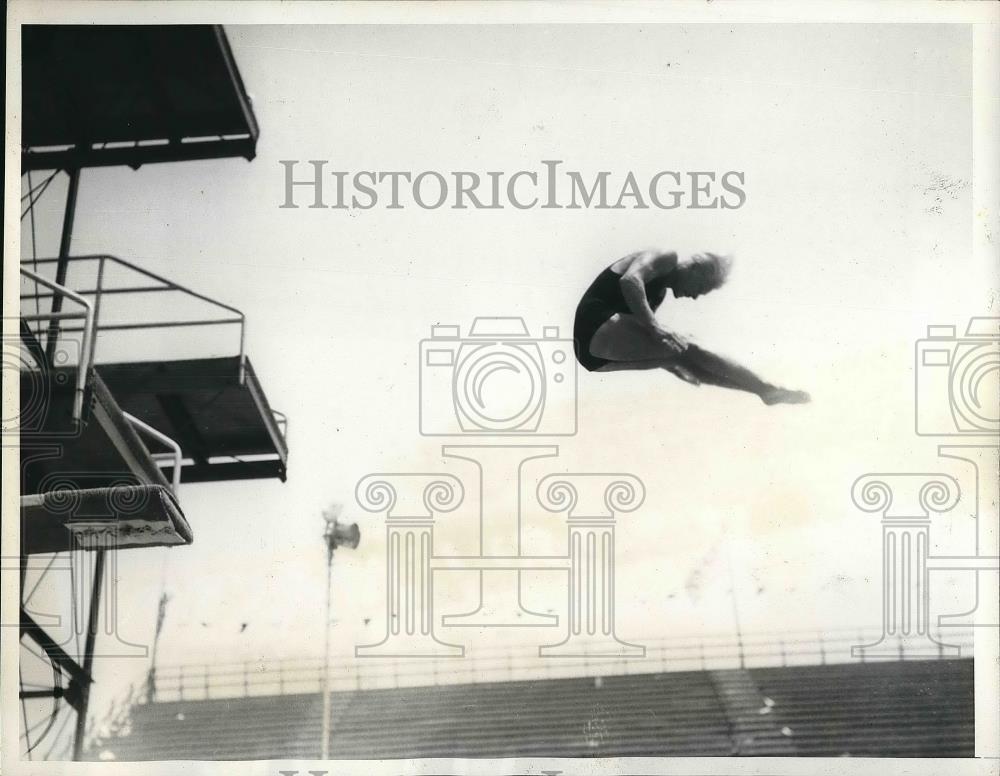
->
[652,326,688,355]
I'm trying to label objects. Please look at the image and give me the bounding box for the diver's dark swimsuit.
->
[574,264,673,372]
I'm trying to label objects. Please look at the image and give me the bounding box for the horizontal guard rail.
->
[21,255,246,384]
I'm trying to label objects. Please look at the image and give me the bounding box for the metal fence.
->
[146,626,975,702]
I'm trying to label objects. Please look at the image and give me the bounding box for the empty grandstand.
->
[87,631,974,760]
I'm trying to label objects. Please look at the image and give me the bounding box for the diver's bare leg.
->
[588,315,808,404]
[680,346,809,404]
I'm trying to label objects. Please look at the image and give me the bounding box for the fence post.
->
[204,665,210,699]
[178,666,185,700]
[244,662,249,696]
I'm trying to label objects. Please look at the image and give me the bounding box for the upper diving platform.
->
[22,25,258,172]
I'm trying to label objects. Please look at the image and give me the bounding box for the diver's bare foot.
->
[761,386,811,405]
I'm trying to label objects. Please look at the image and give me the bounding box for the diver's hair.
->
[688,252,733,288]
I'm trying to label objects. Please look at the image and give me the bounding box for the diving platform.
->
[96,356,288,484]
[18,23,271,761]
[22,25,258,172]
[20,255,289,485]
[22,485,191,555]
[21,369,193,555]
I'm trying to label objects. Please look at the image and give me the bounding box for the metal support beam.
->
[72,549,105,761]
[20,610,92,696]
[45,168,81,364]
[20,688,66,700]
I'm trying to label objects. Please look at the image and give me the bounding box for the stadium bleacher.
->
[749,660,974,757]
[90,658,973,760]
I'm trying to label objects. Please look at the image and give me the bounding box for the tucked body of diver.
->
[573,250,809,405]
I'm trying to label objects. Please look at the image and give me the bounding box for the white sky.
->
[18,23,994,721]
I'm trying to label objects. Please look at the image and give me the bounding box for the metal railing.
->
[19,267,95,421]
[122,413,183,494]
[20,254,287,484]
[145,626,975,702]
[20,254,247,384]
[272,410,289,444]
